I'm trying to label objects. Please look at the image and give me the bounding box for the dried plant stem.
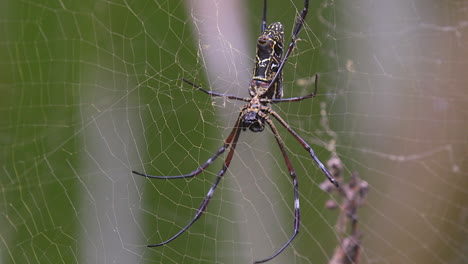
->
[320,156,369,264]
[317,102,369,264]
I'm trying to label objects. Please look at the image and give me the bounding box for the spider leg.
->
[148,120,242,247]
[182,78,249,102]
[266,108,339,187]
[254,114,300,264]
[266,0,309,90]
[131,144,225,179]
[261,74,319,104]
[261,0,267,32]
[132,112,244,179]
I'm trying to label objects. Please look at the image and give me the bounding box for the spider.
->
[133,0,338,262]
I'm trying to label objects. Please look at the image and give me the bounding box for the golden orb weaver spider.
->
[133,0,338,262]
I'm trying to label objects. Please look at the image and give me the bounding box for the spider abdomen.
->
[249,22,285,99]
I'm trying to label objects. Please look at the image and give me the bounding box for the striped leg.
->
[255,115,300,264]
[132,112,244,179]
[182,79,249,102]
[261,0,267,32]
[147,120,242,247]
[267,74,319,103]
[265,0,309,90]
[267,109,339,187]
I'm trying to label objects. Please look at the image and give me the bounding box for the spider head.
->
[242,110,265,132]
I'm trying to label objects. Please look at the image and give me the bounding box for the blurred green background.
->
[1,0,467,264]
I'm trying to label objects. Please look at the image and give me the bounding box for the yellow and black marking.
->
[249,22,285,99]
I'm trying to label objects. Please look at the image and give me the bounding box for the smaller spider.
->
[133,0,338,263]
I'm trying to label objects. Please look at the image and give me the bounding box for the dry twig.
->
[320,156,369,264]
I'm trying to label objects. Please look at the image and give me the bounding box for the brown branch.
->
[320,156,369,264]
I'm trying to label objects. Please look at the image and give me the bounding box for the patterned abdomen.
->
[249,22,284,99]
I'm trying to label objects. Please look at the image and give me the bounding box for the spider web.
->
[1,0,467,264]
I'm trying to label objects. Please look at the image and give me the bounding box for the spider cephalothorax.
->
[133,0,338,263]
[242,97,266,132]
